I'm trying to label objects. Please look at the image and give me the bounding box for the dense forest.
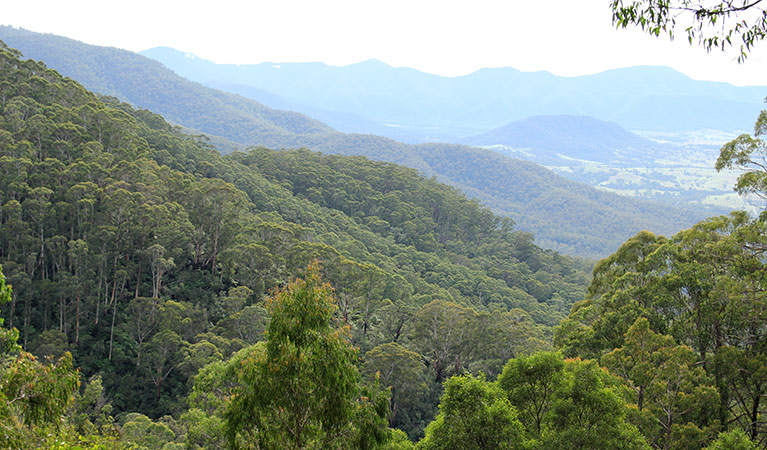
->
[1,37,766,449]
[0,25,716,259]
[0,41,588,447]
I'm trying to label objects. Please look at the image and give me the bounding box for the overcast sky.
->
[3,0,767,86]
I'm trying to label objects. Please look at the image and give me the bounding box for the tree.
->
[0,264,17,353]
[611,0,767,61]
[602,318,719,449]
[716,346,767,443]
[223,262,389,450]
[144,329,188,400]
[121,413,182,450]
[416,374,528,450]
[497,351,565,439]
[707,429,758,450]
[363,343,428,429]
[716,110,767,202]
[184,344,267,450]
[411,300,475,382]
[541,359,651,450]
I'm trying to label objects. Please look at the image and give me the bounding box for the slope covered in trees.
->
[0,40,592,441]
[0,26,332,151]
[0,26,715,259]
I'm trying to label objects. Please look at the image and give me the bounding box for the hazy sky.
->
[4,0,767,86]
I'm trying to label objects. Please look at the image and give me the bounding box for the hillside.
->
[412,144,713,256]
[460,115,664,165]
[0,26,333,149]
[0,26,717,259]
[140,46,765,140]
[0,39,593,436]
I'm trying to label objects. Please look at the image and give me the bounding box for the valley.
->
[489,130,754,212]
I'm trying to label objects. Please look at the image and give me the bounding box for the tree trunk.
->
[108,297,117,360]
[75,295,80,345]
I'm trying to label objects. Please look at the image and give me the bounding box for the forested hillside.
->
[0,26,715,259]
[2,35,766,449]
[0,40,592,446]
[0,26,332,151]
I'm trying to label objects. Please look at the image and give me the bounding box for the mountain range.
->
[140,46,766,143]
[0,26,724,258]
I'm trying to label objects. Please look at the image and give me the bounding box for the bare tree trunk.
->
[135,260,141,299]
[75,295,80,345]
[108,297,117,360]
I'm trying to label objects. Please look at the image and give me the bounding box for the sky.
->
[3,0,767,86]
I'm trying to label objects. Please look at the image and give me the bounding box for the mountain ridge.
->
[0,26,721,258]
[140,46,766,139]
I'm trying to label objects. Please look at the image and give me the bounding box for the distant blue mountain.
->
[460,115,664,165]
[141,47,766,140]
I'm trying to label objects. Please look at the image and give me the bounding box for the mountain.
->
[0,26,333,150]
[0,39,592,430]
[140,46,766,140]
[201,80,427,142]
[0,26,719,258]
[460,115,665,165]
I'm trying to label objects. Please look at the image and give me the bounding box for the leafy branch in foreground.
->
[611,0,767,61]
[716,109,767,202]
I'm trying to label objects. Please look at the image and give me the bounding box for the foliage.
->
[418,354,650,450]
[0,40,589,432]
[223,263,389,450]
[416,374,527,450]
[716,110,767,200]
[363,343,428,432]
[611,0,767,61]
[0,263,18,353]
[497,351,565,439]
[602,318,719,449]
[707,429,758,450]
[120,413,184,450]
[383,429,415,450]
[557,211,767,446]
[539,359,651,450]
[496,353,649,449]
[0,350,81,447]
